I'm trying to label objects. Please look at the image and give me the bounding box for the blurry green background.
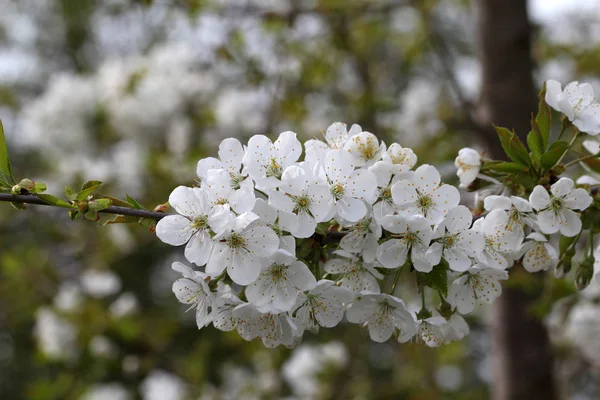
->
[0,0,600,399]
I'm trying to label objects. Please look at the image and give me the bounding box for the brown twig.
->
[0,194,167,220]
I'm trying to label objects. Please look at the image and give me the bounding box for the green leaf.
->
[103,215,139,225]
[559,235,577,255]
[527,125,544,158]
[82,180,103,191]
[541,141,569,170]
[76,182,103,201]
[65,186,76,201]
[536,82,551,150]
[88,198,112,211]
[484,161,529,174]
[495,126,530,166]
[0,120,14,186]
[31,182,47,194]
[96,194,132,208]
[37,194,75,209]
[423,262,449,297]
[126,194,145,210]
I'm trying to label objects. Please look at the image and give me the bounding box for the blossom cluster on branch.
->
[154,80,600,348]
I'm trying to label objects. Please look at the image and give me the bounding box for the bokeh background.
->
[1,0,600,399]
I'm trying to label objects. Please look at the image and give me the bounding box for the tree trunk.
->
[475,1,557,399]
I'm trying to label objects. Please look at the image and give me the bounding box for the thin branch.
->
[0,194,167,220]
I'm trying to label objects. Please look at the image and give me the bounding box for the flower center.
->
[441,234,457,247]
[358,142,377,160]
[403,231,419,247]
[330,183,345,200]
[191,215,208,230]
[265,157,282,179]
[380,187,392,202]
[269,263,287,281]
[229,172,244,190]
[550,197,563,212]
[292,194,312,213]
[416,193,433,215]
[215,197,229,205]
[227,233,246,249]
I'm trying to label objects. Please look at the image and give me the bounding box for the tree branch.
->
[0,194,168,220]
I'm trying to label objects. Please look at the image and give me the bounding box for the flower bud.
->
[576,256,595,290]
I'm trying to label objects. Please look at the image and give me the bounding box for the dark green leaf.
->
[0,120,14,186]
[423,262,449,297]
[32,182,47,193]
[559,235,577,255]
[484,161,529,174]
[37,194,75,209]
[76,182,102,201]
[495,125,530,166]
[96,194,132,208]
[536,82,551,150]
[88,198,112,211]
[81,180,103,191]
[103,215,139,225]
[527,125,544,158]
[541,141,569,170]
[65,186,76,201]
[126,194,145,210]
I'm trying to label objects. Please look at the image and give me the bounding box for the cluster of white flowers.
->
[155,119,594,348]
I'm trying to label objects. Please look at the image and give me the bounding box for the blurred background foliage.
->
[0,0,600,399]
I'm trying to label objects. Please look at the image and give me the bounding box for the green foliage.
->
[0,120,14,187]
[37,194,75,209]
[494,126,530,166]
[423,261,449,297]
[540,140,569,170]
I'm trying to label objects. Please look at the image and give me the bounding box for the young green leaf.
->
[484,161,529,174]
[423,262,449,297]
[126,194,145,210]
[37,194,76,209]
[495,126,531,166]
[536,82,551,150]
[0,120,14,186]
[76,182,103,201]
[540,141,569,170]
[65,186,76,201]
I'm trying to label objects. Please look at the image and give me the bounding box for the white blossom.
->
[427,205,484,272]
[201,168,256,215]
[171,262,214,329]
[346,292,417,343]
[473,209,522,270]
[484,195,535,239]
[206,212,279,285]
[242,131,302,189]
[343,131,385,167]
[448,266,508,314]
[417,316,447,347]
[324,251,383,294]
[252,198,297,254]
[545,80,600,135]
[392,164,460,224]
[530,178,592,237]
[519,232,558,273]
[269,163,333,238]
[233,304,299,348]
[377,215,433,271]
[292,279,353,333]
[196,138,248,189]
[454,148,481,187]
[212,284,244,332]
[323,149,378,222]
[246,250,316,313]
[339,213,382,262]
[156,186,218,266]
[325,121,361,150]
